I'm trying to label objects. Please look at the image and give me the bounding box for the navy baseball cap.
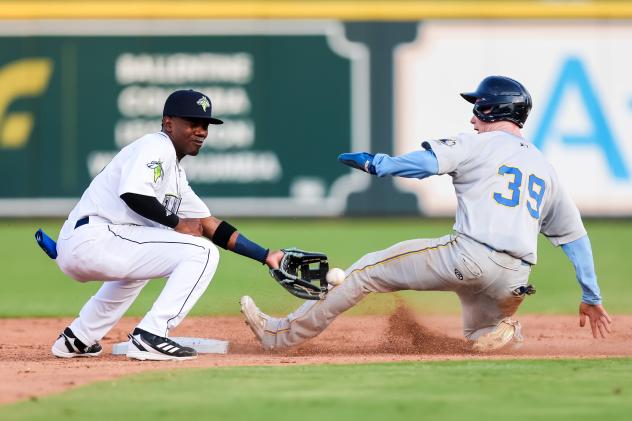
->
[163,89,223,125]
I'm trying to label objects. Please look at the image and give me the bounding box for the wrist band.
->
[233,234,269,264]
[212,221,237,249]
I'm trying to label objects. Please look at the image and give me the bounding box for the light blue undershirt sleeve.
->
[372,150,439,179]
[561,235,602,305]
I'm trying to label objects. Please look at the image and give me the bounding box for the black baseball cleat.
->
[126,328,197,361]
[51,327,103,358]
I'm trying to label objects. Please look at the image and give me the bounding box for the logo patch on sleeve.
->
[163,194,181,215]
[146,160,164,183]
[438,138,457,147]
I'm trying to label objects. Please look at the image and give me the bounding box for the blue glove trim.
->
[561,235,601,304]
[233,233,269,264]
[338,152,376,175]
[35,228,58,259]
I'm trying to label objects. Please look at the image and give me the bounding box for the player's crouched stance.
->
[50,90,284,361]
[240,76,612,353]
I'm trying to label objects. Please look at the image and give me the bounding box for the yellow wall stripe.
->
[1,1,632,20]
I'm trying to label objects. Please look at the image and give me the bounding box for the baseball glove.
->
[270,248,329,300]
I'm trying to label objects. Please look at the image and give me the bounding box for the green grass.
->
[1,218,631,317]
[2,359,631,420]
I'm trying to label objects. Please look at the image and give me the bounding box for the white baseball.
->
[326,267,346,286]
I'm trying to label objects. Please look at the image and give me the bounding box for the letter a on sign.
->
[533,57,629,180]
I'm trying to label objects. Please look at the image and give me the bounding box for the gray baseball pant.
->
[260,233,531,349]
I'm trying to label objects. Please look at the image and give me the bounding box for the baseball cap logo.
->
[196,96,210,112]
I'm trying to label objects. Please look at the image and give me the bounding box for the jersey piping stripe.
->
[263,237,458,337]
[262,296,327,337]
[106,225,212,337]
[165,249,210,337]
[106,225,207,250]
[346,237,457,279]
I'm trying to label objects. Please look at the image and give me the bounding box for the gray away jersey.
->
[425,131,586,264]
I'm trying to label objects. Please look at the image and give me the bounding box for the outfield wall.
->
[0,1,631,216]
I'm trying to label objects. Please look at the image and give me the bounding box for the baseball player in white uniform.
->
[240,76,612,351]
[51,89,283,361]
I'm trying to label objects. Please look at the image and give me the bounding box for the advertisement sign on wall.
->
[0,20,369,216]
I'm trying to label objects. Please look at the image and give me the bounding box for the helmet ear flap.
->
[473,104,494,122]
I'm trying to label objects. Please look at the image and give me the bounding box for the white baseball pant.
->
[55,218,219,347]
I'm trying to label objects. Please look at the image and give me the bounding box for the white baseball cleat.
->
[51,327,102,358]
[239,295,269,344]
[472,318,523,352]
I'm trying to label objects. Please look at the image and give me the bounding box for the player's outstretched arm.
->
[338,150,439,179]
[561,235,612,338]
[200,216,280,267]
[372,150,439,179]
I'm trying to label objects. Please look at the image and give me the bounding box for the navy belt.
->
[75,216,90,229]
[481,242,531,267]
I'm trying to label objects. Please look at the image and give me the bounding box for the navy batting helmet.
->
[460,76,532,128]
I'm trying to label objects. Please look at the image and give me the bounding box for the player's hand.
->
[579,302,612,338]
[265,249,284,270]
[338,152,377,175]
[174,218,203,237]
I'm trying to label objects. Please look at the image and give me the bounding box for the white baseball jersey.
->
[61,131,209,237]
[425,130,586,264]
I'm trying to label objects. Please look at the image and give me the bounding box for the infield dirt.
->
[2,307,631,404]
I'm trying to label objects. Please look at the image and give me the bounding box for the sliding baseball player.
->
[240,76,612,352]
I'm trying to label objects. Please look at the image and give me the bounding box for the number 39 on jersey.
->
[493,165,546,219]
